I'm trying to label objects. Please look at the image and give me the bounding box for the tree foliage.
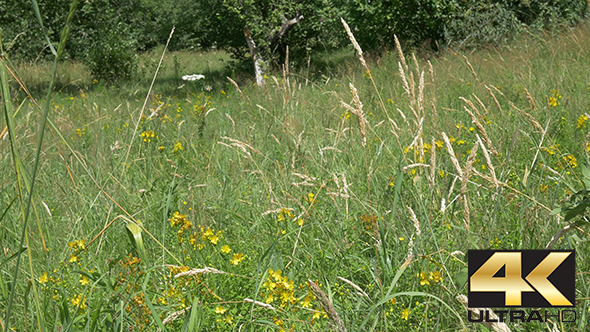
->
[0,0,587,80]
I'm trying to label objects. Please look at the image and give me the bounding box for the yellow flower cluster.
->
[577,114,588,128]
[71,294,87,311]
[68,239,86,264]
[230,253,245,265]
[277,208,304,228]
[262,269,298,308]
[549,89,562,107]
[417,270,443,286]
[170,212,193,239]
[189,225,224,249]
[140,130,157,142]
[277,208,294,222]
[172,141,184,152]
[169,211,243,265]
[541,144,559,155]
[562,154,577,168]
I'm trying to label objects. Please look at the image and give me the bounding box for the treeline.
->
[1,0,587,81]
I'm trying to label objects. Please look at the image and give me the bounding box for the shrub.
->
[85,28,138,83]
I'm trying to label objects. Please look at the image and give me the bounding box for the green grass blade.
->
[29,0,57,56]
[3,0,79,329]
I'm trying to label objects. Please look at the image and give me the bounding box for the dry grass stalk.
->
[291,181,315,188]
[549,322,561,332]
[489,84,505,96]
[463,106,497,155]
[462,197,471,229]
[429,137,436,190]
[341,18,367,69]
[472,94,488,116]
[447,176,458,202]
[406,233,415,261]
[293,172,318,182]
[262,207,295,216]
[456,295,512,332]
[175,267,227,278]
[476,134,499,188]
[336,276,370,299]
[431,100,437,117]
[226,77,244,99]
[309,280,348,332]
[546,223,575,249]
[460,142,479,229]
[406,117,424,155]
[462,55,479,82]
[524,87,536,112]
[160,307,191,328]
[394,35,408,71]
[459,97,483,121]
[407,206,421,236]
[442,132,463,178]
[388,118,401,138]
[417,71,425,117]
[341,83,368,147]
[219,136,262,157]
[412,52,420,74]
[399,62,411,101]
[418,136,425,163]
[403,163,429,172]
[244,298,277,311]
[225,113,235,127]
[427,60,436,97]
[409,71,416,105]
[485,85,504,116]
[460,142,479,198]
[509,102,544,132]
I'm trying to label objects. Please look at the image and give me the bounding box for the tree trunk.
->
[244,14,303,87]
[244,26,266,86]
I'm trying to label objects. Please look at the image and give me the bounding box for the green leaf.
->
[582,165,590,189]
[454,267,469,292]
[126,219,145,256]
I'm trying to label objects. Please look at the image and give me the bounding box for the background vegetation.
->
[1,1,590,331]
[1,0,588,81]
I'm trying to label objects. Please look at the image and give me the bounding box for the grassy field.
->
[1,21,590,331]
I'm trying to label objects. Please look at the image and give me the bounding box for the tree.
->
[218,0,342,85]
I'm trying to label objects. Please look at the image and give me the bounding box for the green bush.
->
[85,28,138,83]
[444,2,523,48]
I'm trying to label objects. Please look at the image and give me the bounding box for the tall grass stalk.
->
[2,0,79,329]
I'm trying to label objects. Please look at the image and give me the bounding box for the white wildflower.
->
[182,74,205,81]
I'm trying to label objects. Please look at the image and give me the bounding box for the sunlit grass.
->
[1,21,590,331]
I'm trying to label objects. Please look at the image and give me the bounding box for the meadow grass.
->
[1,22,590,331]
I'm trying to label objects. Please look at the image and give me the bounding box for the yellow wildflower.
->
[230,253,245,265]
[429,271,443,283]
[563,154,577,168]
[79,276,90,286]
[173,141,184,152]
[418,271,430,286]
[209,234,219,245]
[38,272,49,284]
[221,245,231,254]
[401,308,410,320]
[215,306,226,314]
[140,130,157,143]
[577,114,588,128]
[71,294,87,310]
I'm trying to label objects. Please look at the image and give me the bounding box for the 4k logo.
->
[468,250,575,308]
